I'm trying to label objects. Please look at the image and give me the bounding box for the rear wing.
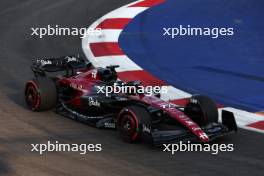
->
[31,54,91,77]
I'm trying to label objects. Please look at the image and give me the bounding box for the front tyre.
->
[25,77,57,111]
[184,95,218,126]
[117,106,151,143]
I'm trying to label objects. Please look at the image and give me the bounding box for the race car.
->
[24,54,237,146]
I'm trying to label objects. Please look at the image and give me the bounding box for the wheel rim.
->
[26,85,40,110]
[119,113,138,141]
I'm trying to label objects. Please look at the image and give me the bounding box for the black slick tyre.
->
[25,77,57,111]
[117,106,151,143]
[184,95,218,125]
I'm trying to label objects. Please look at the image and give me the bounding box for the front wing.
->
[151,110,237,146]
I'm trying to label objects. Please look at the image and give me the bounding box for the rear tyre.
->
[117,106,151,143]
[184,95,218,126]
[25,77,57,111]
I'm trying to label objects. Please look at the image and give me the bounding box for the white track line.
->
[86,30,121,43]
[90,55,142,72]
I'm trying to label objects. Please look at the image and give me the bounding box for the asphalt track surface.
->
[0,0,263,175]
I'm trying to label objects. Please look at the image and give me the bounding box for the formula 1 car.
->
[25,55,237,146]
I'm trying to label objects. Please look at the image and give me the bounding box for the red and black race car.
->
[25,55,237,146]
